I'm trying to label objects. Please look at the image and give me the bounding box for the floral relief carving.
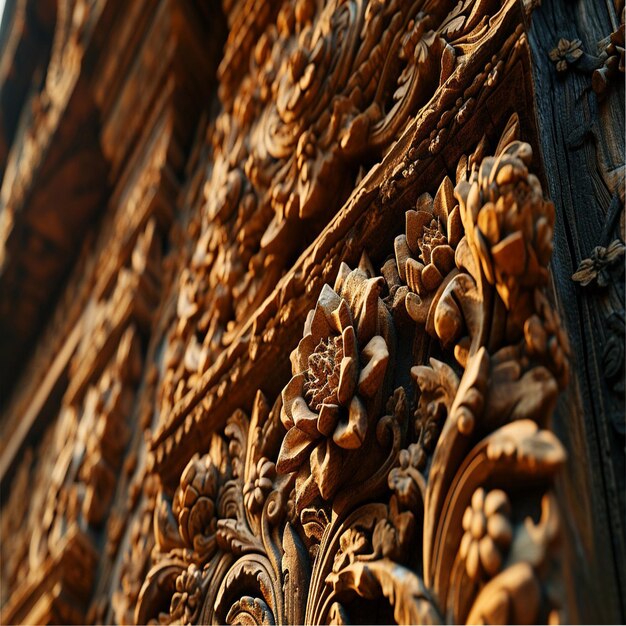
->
[572,239,625,288]
[174,454,220,557]
[276,263,394,510]
[459,488,513,581]
[156,0,522,425]
[549,38,584,73]
[136,114,572,625]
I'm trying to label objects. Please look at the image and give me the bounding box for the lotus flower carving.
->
[276,263,394,510]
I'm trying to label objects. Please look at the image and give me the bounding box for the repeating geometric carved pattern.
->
[136,117,570,625]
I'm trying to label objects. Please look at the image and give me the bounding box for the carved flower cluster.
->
[394,176,463,322]
[456,141,555,317]
[459,488,513,581]
[173,454,219,551]
[276,264,392,509]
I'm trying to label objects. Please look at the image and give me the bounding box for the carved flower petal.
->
[333,262,352,294]
[487,513,513,547]
[405,257,426,295]
[281,373,306,428]
[341,325,358,361]
[411,190,432,218]
[291,396,321,436]
[188,497,215,535]
[472,487,486,511]
[459,530,472,560]
[356,276,384,346]
[474,226,495,284]
[311,439,343,500]
[302,308,315,337]
[178,508,191,544]
[309,304,332,344]
[317,283,343,319]
[295,470,321,512]
[333,396,368,449]
[431,244,455,276]
[421,262,443,292]
[292,333,317,373]
[466,540,481,580]
[180,456,198,488]
[331,299,353,333]
[447,205,463,248]
[406,208,433,253]
[484,489,511,517]
[318,403,340,437]
[479,536,502,576]
[462,505,473,532]
[491,231,527,276]
[571,259,596,286]
[358,335,389,398]
[394,234,412,282]
[405,290,430,324]
[276,426,317,474]
[337,356,358,405]
[477,203,500,245]
[434,176,455,223]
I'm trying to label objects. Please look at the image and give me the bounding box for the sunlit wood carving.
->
[135,125,570,625]
[0,0,623,623]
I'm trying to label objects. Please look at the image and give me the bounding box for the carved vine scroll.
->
[136,116,570,625]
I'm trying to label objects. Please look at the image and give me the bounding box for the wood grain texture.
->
[527,0,625,622]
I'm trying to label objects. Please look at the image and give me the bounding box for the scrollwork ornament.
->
[137,119,570,626]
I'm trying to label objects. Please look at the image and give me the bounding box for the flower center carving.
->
[304,336,344,411]
[419,218,448,265]
[276,265,393,510]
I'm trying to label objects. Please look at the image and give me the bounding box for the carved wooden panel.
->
[0,0,623,624]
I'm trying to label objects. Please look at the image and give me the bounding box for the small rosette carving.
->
[459,488,513,581]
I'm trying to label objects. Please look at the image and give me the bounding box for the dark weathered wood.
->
[527,0,625,622]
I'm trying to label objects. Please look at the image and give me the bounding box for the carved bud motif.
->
[173,454,219,551]
[276,263,394,509]
[243,457,276,514]
[460,488,513,581]
[170,563,203,624]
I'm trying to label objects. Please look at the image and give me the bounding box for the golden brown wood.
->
[0,0,623,624]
